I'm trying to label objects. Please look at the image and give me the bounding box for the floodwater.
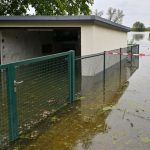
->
[11,32,150,150]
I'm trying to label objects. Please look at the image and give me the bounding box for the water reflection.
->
[11,53,139,150]
[133,34,145,41]
[128,32,150,44]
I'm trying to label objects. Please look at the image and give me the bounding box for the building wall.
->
[0,22,128,66]
[0,22,82,28]
[0,21,128,56]
[81,24,127,56]
[0,30,42,64]
[81,24,94,56]
[81,25,127,76]
[0,29,80,64]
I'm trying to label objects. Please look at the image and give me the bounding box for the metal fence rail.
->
[0,50,75,148]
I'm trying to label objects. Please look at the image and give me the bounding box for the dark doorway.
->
[40,27,81,57]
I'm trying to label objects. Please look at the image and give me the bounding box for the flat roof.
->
[0,15,130,32]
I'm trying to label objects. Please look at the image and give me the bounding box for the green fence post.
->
[119,48,122,84]
[103,51,106,102]
[103,51,106,81]
[120,48,122,73]
[137,44,140,54]
[131,46,133,67]
[6,64,18,141]
[68,50,75,103]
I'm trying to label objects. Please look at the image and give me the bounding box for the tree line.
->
[131,21,150,32]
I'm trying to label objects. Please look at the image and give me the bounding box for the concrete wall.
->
[81,24,127,56]
[0,30,44,64]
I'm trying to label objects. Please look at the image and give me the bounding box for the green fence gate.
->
[0,50,75,148]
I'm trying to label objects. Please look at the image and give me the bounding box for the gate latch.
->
[14,80,24,92]
[14,80,24,86]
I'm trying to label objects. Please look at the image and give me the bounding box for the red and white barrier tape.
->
[106,52,150,56]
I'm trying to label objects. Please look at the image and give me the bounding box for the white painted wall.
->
[81,24,127,76]
[81,24,94,56]
[81,24,127,56]
[93,25,127,53]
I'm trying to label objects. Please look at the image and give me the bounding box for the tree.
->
[0,0,94,16]
[106,7,124,24]
[0,0,29,15]
[132,22,146,32]
[93,9,103,17]
[107,7,116,21]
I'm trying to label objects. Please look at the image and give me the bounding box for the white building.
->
[0,15,130,64]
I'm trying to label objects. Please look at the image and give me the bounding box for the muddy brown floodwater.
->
[11,32,150,150]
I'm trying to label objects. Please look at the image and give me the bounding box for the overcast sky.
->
[92,0,150,27]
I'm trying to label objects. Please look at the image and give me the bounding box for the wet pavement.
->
[11,32,150,150]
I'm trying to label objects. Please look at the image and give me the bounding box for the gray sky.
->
[92,0,150,27]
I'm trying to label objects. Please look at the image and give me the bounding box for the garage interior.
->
[0,27,82,92]
[0,27,81,64]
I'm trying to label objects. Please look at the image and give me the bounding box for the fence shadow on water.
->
[0,45,139,149]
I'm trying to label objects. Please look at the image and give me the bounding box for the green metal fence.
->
[0,50,75,148]
[0,45,139,148]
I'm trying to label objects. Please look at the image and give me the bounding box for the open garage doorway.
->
[29,27,81,57]
[0,27,81,64]
[0,27,81,93]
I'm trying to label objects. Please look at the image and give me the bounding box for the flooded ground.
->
[11,32,150,150]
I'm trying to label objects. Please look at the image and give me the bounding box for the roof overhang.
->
[0,15,130,32]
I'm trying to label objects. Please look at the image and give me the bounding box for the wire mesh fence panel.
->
[120,47,130,83]
[105,49,121,91]
[0,46,139,148]
[132,45,139,54]
[75,54,105,118]
[121,47,127,61]
[105,49,120,70]
[0,69,9,149]
[132,45,139,68]
[75,58,81,95]
[80,54,104,95]
[126,46,132,63]
[105,62,121,100]
[15,56,69,133]
[104,64,122,104]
